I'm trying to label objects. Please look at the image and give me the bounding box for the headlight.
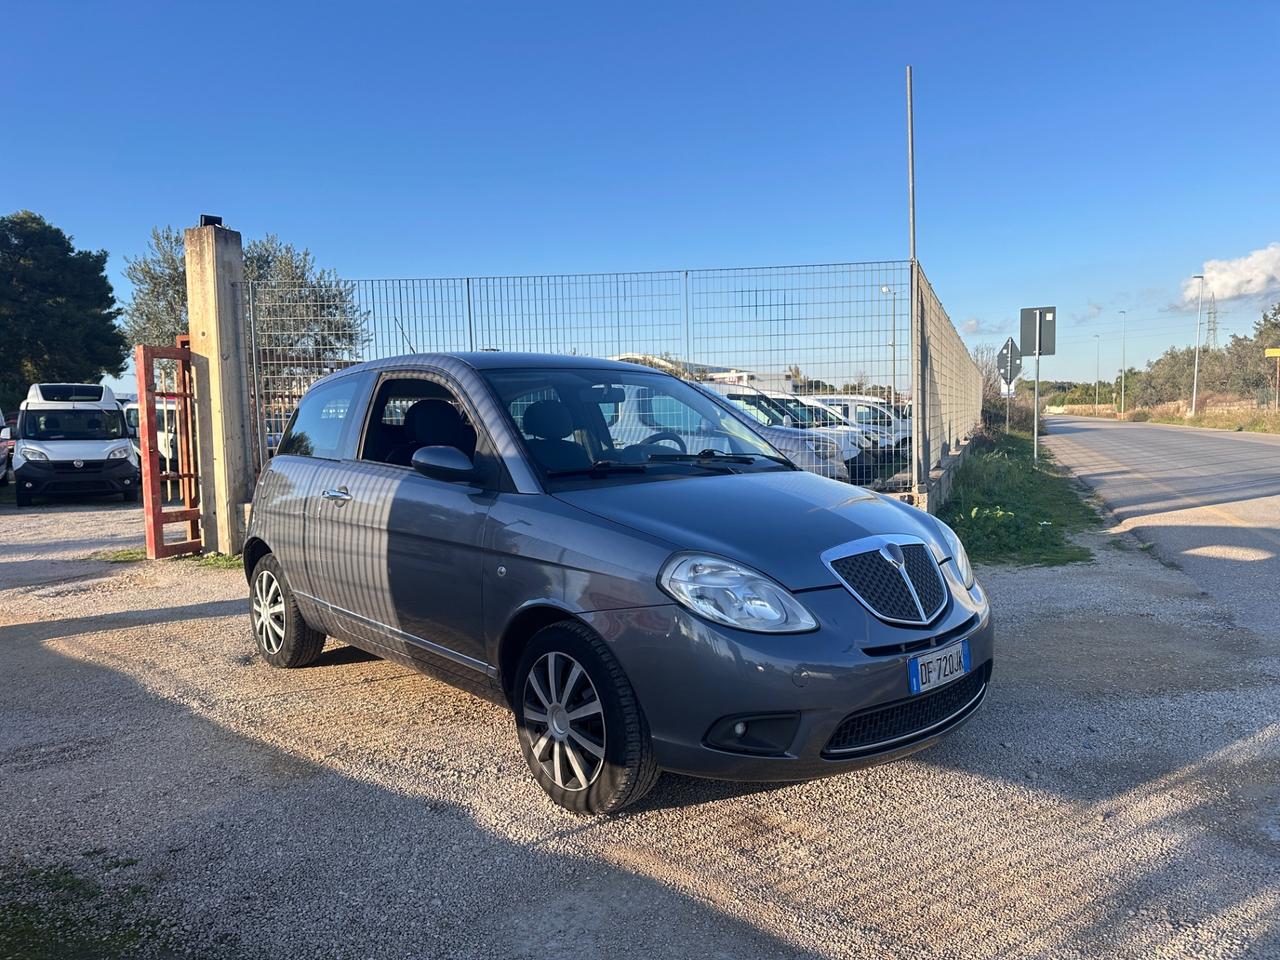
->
[659,553,818,633]
[19,446,49,462]
[806,437,840,462]
[936,520,975,589]
[107,446,130,460]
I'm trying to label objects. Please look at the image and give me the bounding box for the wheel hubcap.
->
[252,570,286,655]
[523,651,605,792]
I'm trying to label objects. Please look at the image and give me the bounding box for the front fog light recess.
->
[659,553,817,633]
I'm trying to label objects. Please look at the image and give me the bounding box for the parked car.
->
[0,407,10,485]
[794,395,894,458]
[700,381,866,481]
[812,394,912,455]
[692,382,849,482]
[12,383,141,507]
[245,353,993,814]
[123,399,180,471]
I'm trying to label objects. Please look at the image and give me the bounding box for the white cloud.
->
[1183,242,1280,304]
[961,316,1007,337]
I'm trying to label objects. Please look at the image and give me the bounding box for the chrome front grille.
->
[823,536,948,625]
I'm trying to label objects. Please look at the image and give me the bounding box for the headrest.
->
[523,399,574,440]
[403,398,467,445]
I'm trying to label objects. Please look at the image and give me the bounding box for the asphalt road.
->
[1044,416,1280,640]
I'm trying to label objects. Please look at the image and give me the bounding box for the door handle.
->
[321,486,352,504]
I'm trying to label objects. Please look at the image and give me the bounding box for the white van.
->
[123,398,179,470]
[12,383,141,507]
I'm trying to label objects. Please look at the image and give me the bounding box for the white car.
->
[812,394,912,455]
[697,382,853,482]
[12,383,141,507]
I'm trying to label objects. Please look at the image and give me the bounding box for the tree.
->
[0,211,128,412]
[120,228,366,362]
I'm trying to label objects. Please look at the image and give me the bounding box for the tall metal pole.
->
[906,66,916,262]
[1119,309,1127,416]
[1191,274,1205,416]
[1033,308,1042,462]
[1094,334,1100,416]
[906,65,922,497]
[1005,349,1012,432]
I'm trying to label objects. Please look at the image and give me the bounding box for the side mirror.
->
[412,445,476,482]
[0,427,9,442]
[782,414,795,428]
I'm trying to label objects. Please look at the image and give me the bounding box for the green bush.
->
[940,432,1099,566]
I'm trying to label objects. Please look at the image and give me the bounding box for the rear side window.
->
[278,376,360,459]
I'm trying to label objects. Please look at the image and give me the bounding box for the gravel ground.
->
[1,498,1278,959]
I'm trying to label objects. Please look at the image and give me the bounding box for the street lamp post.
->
[1094,334,1101,416]
[881,284,897,403]
[1191,274,1205,416]
[1119,310,1126,416]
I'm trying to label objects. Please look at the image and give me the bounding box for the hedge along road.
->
[1043,415,1280,641]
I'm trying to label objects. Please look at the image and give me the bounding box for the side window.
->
[278,376,360,459]
[359,376,476,466]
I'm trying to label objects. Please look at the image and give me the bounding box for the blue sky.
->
[4,0,1278,383]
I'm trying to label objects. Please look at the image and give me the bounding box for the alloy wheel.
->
[252,569,286,655]
[523,651,606,791]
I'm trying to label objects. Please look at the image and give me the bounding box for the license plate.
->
[908,639,970,694]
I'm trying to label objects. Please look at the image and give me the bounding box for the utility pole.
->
[1119,310,1127,416]
[1191,274,1205,416]
[1094,334,1101,416]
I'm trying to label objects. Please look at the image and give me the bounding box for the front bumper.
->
[583,575,994,782]
[15,459,140,497]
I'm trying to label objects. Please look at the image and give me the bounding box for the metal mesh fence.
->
[238,260,980,497]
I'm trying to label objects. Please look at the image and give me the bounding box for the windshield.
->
[720,391,796,427]
[483,368,791,485]
[20,407,126,441]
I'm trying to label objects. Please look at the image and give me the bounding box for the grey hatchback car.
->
[245,353,993,813]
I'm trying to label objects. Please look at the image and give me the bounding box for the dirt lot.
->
[2,498,1278,959]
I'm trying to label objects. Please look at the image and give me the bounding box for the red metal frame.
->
[135,335,202,559]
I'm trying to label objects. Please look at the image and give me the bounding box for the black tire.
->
[248,553,326,668]
[15,486,31,507]
[122,484,140,503]
[514,621,659,815]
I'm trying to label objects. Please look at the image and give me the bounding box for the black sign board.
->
[997,337,1022,383]
[1019,306,1056,356]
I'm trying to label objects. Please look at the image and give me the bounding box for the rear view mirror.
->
[412,445,476,483]
[582,385,626,404]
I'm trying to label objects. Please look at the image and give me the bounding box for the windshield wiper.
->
[546,459,649,478]
[647,450,792,467]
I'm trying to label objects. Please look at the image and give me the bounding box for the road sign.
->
[997,337,1022,383]
[1020,307,1056,357]
[1266,348,1280,358]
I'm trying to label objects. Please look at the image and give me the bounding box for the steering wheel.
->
[639,431,687,453]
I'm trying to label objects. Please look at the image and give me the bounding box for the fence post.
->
[185,223,252,555]
[910,261,928,504]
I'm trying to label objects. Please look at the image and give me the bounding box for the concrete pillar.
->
[185,224,252,555]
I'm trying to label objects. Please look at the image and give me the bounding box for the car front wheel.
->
[514,621,659,815]
[249,553,326,668]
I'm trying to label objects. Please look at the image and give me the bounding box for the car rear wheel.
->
[514,621,659,815]
[249,553,325,668]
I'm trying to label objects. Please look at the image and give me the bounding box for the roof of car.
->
[339,352,653,374]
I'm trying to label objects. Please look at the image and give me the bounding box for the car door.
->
[306,369,497,676]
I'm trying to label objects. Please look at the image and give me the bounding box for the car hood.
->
[554,471,943,590]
